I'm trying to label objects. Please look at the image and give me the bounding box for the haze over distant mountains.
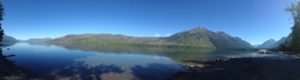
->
[28,27,253,49]
[2,35,18,46]
[256,37,287,49]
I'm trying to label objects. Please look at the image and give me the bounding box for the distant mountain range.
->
[256,37,287,49]
[39,27,253,49]
[2,35,18,46]
[257,39,277,49]
[25,38,52,43]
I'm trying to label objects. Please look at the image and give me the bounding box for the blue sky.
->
[1,0,295,45]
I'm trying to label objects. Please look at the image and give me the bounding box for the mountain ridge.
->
[257,37,287,49]
[2,35,18,46]
[44,27,253,49]
[257,39,277,48]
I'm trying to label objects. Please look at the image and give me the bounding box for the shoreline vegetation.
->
[277,1,300,54]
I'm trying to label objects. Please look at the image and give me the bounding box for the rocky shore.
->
[169,56,300,80]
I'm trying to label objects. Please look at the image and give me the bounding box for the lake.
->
[1,42,283,80]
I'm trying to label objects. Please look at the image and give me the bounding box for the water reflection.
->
[53,43,255,62]
[0,46,40,79]
[3,43,187,80]
[0,42,293,80]
[50,64,124,80]
[53,43,216,61]
[131,63,182,80]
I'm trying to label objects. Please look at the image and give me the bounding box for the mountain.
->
[49,27,253,49]
[272,37,287,48]
[26,38,52,43]
[252,44,259,48]
[2,35,18,46]
[24,38,53,45]
[167,27,252,49]
[257,37,287,49]
[257,39,277,49]
[50,34,178,49]
[166,28,216,48]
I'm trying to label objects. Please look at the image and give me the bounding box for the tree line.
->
[280,1,300,53]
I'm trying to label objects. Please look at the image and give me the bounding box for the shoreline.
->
[169,56,300,80]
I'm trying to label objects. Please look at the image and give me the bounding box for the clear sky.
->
[1,0,296,45]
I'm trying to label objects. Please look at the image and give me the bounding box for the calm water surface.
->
[2,42,278,80]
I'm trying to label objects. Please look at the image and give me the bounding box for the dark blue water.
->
[2,42,280,80]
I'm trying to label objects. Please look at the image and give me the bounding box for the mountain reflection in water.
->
[0,42,262,80]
